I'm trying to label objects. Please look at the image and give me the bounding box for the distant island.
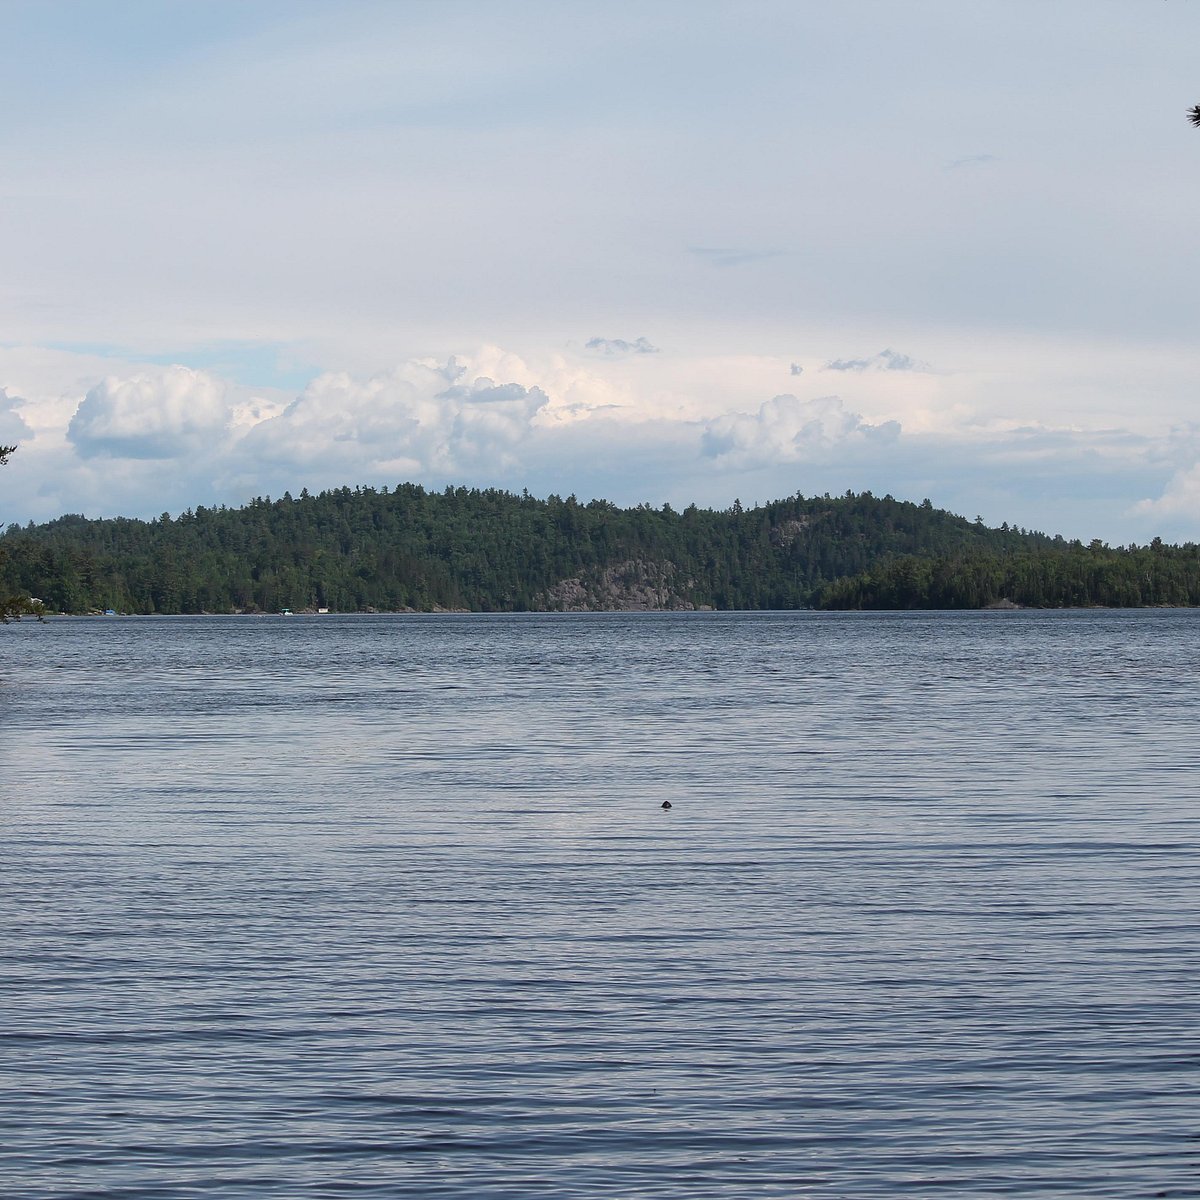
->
[2,483,1198,614]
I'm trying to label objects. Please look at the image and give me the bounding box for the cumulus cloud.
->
[232,361,549,483]
[701,393,900,468]
[585,336,659,357]
[789,363,804,376]
[825,348,927,373]
[1133,463,1200,522]
[5,339,1192,546]
[0,387,33,445]
[67,366,231,459]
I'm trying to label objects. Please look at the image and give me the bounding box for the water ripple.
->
[2,612,1198,1197]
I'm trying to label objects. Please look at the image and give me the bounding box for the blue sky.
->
[2,0,1200,542]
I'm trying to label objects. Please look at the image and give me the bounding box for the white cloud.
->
[0,388,33,445]
[67,366,231,459]
[0,339,1195,546]
[701,393,900,468]
[1133,462,1200,523]
[231,362,549,484]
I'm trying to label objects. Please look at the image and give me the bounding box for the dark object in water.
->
[661,801,672,809]
[1189,105,1200,128]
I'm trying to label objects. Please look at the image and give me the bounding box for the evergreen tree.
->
[0,446,45,621]
[1,479,1197,614]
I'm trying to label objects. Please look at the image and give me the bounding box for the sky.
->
[2,0,1200,543]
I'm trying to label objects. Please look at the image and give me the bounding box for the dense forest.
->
[2,481,1199,613]
[0,443,39,621]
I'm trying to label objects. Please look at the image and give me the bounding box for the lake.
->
[2,611,1198,1197]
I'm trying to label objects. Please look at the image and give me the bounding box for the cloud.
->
[689,246,783,269]
[701,393,900,468]
[585,336,659,357]
[1133,462,1200,524]
[3,338,1196,547]
[789,363,804,376]
[946,153,998,170]
[0,388,33,445]
[66,366,231,459]
[232,362,549,484]
[825,348,927,373]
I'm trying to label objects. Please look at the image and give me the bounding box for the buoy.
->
[661,800,672,810]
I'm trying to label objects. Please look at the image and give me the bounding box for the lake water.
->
[2,611,1198,1198]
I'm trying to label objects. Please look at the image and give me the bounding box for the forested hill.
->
[2,483,1199,613]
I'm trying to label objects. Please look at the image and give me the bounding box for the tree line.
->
[0,446,44,621]
[812,540,1200,609]
[1,477,1198,613]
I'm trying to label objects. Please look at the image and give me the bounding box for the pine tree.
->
[1,446,44,621]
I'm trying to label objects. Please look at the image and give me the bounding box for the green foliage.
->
[0,444,46,622]
[0,480,1196,612]
[812,540,1200,609]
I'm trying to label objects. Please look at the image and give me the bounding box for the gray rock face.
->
[538,559,707,611]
